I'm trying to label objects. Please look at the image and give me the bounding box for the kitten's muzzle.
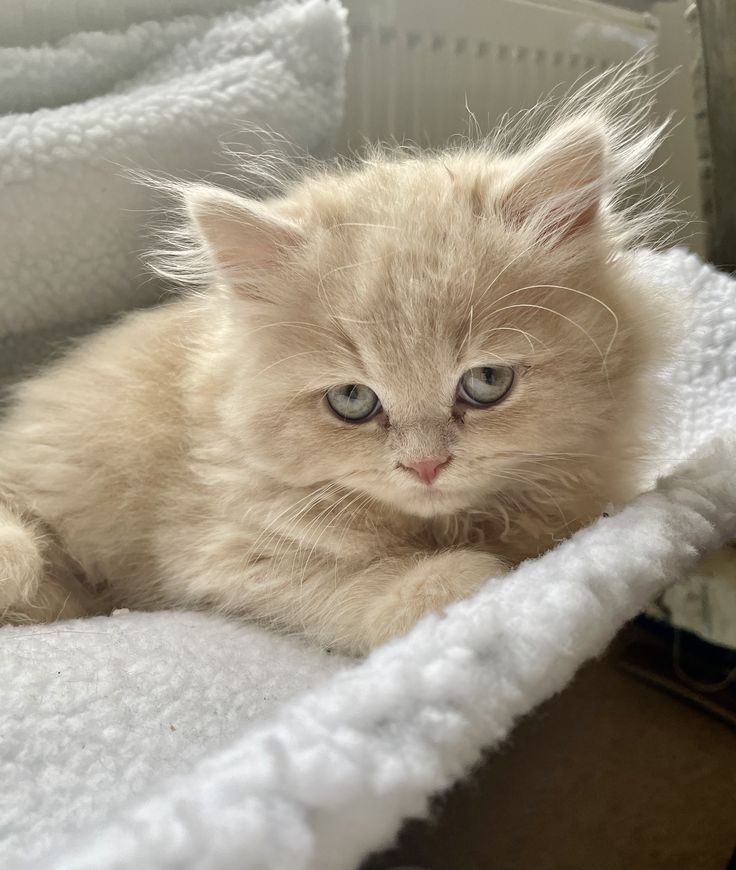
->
[400,454,452,485]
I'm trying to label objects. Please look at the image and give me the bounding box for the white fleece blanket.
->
[0,0,348,379]
[1,249,734,870]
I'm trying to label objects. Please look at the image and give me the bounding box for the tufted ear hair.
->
[185,184,303,299]
[498,117,608,245]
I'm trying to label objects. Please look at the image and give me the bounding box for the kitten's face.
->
[190,129,661,518]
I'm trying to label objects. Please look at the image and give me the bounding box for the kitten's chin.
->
[389,487,474,518]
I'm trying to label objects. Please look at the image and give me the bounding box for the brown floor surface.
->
[365,627,736,870]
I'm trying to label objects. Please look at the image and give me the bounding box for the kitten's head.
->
[179,99,678,518]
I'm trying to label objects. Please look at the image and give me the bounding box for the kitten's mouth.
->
[399,480,472,517]
[344,470,469,516]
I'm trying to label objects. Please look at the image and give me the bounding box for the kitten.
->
[0,72,680,654]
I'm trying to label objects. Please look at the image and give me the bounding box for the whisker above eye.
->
[328,222,401,231]
[479,325,544,353]
[253,349,342,378]
[484,302,606,368]
[485,283,620,362]
[239,320,341,341]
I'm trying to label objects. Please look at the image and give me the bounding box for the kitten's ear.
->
[498,118,607,244]
[185,185,303,298]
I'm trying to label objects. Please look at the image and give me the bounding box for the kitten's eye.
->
[458,366,514,407]
[326,384,381,422]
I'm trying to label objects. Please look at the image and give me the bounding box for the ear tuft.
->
[499,117,608,244]
[185,185,303,298]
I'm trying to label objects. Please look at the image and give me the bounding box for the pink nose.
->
[402,455,451,485]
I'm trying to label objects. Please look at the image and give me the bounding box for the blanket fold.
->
[0,0,348,380]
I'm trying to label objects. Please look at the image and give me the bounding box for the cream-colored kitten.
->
[0,78,679,654]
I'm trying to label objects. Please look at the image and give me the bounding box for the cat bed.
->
[0,248,735,869]
[2,5,736,867]
[0,0,348,381]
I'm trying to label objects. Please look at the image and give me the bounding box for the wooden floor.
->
[365,625,736,870]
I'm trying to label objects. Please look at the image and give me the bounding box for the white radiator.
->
[338,0,659,149]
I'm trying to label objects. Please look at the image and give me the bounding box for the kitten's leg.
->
[305,549,505,655]
[0,499,92,623]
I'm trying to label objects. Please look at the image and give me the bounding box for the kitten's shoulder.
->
[13,298,197,396]
[1,297,209,453]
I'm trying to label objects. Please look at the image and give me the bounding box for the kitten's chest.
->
[422,509,584,563]
[423,513,500,550]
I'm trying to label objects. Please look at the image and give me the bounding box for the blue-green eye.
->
[458,366,514,406]
[326,384,381,422]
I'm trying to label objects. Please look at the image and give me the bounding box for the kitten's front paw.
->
[0,517,44,611]
[402,548,505,614]
[363,549,505,652]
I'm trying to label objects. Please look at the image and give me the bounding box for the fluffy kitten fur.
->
[0,70,680,654]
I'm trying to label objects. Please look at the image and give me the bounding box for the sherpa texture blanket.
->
[1,248,735,870]
[0,0,348,379]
